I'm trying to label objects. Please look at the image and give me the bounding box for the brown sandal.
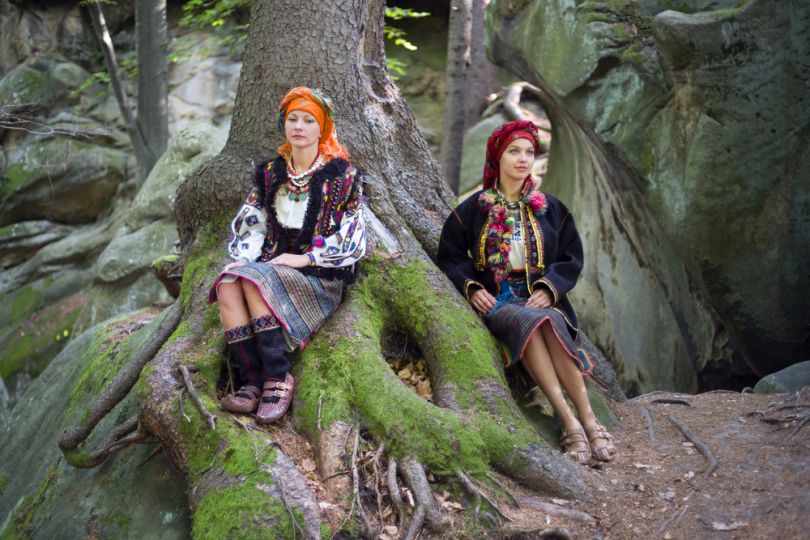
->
[255,373,295,424]
[585,423,616,462]
[221,385,261,414]
[560,427,591,465]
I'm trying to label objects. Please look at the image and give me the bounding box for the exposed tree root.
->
[657,504,689,537]
[387,458,407,529]
[787,413,810,440]
[58,301,183,467]
[349,427,374,537]
[630,390,693,402]
[514,496,597,525]
[650,398,692,407]
[639,406,655,443]
[457,470,510,525]
[402,504,425,540]
[179,365,216,430]
[667,415,719,477]
[400,457,446,532]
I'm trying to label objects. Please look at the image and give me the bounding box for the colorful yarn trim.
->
[250,314,280,333]
[224,324,254,344]
[477,178,548,284]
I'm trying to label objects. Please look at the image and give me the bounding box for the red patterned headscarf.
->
[276,87,349,162]
[482,120,541,190]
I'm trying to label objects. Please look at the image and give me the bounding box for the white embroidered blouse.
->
[227,168,367,268]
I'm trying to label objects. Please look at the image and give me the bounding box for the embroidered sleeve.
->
[227,186,268,261]
[309,181,367,267]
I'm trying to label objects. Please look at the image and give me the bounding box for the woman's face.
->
[499,138,535,183]
[284,109,321,150]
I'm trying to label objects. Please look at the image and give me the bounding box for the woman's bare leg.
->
[521,334,582,433]
[218,280,250,328]
[539,323,614,460]
[241,280,272,317]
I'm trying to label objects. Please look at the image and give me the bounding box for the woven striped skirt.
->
[483,274,592,375]
[209,262,343,350]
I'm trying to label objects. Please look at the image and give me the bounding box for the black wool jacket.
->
[436,190,584,336]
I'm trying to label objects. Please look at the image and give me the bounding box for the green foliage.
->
[384,6,430,78]
[178,0,250,56]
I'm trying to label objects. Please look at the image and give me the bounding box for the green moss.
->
[0,462,58,539]
[385,260,503,407]
[66,308,174,422]
[192,483,303,540]
[1,163,30,199]
[150,254,180,269]
[9,285,42,322]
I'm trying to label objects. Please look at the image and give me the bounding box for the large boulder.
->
[486,0,810,390]
[73,123,226,332]
[0,220,71,269]
[754,361,810,394]
[0,312,190,539]
[0,136,129,226]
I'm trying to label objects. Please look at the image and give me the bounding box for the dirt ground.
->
[263,386,810,539]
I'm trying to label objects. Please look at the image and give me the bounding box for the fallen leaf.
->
[384,525,398,535]
[633,462,650,469]
[302,458,317,472]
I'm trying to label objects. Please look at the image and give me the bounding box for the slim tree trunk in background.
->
[466,0,500,126]
[86,1,151,182]
[135,0,168,179]
[440,0,473,194]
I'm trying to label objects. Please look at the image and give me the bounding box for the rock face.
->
[73,123,226,332]
[486,0,810,391]
[0,314,190,539]
[0,0,234,401]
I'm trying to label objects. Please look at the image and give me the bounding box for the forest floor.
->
[259,381,810,539]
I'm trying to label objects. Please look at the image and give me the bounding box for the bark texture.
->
[135,0,168,177]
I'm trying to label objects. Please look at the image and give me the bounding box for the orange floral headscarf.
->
[276,87,349,163]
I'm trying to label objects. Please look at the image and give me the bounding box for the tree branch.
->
[59,301,183,464]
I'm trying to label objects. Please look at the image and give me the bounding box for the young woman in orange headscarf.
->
[437,121,615,464]
[210,87,366,423]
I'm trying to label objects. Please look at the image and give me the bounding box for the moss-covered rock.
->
[1,137,128,226]
[754,361,810,395]
[0,313,190,539]
[487,0,810,389]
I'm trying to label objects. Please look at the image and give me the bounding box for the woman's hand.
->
[269,253,311,268]
[223,259,248,272]
[526,289,552,309]
[470,288,497,314]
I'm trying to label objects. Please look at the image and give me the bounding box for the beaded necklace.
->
[284,155,323,202]
[477,179,549,284]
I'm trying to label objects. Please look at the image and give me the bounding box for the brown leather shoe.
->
[256,373,295,424]
[221,385,260,413]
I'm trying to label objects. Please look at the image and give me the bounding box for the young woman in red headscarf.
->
[209,87,366,424]
[437,121,615,464]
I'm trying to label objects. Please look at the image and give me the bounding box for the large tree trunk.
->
[134,0,616,536]
[135,0,168,177]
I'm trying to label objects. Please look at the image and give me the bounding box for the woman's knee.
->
[218,281,245,312]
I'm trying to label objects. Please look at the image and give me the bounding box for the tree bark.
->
[440,0,473,194]
[135,0,168,178]
[466,0,500,128]
[86,1,151,183]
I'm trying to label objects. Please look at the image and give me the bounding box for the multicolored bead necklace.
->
[284,155,323,202]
